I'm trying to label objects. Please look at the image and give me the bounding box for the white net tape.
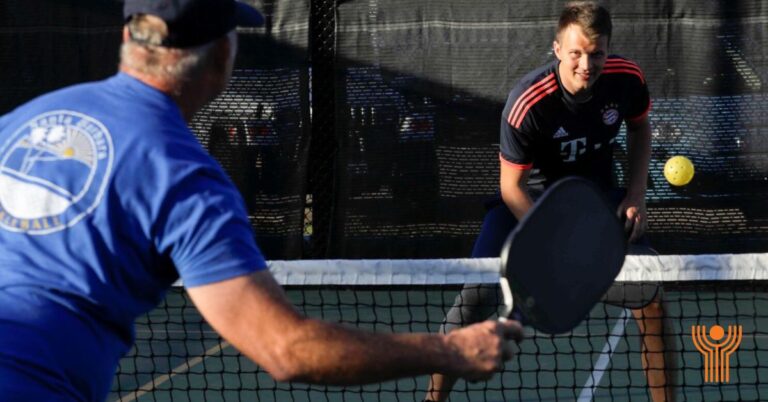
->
[265,253,768,285]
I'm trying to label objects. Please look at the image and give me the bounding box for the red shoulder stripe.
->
[602,67,645,84]
[511,83,558,128]
[604,59,645,81]
[507,74,558,128]
[507,74,556,125]
[605,59,640,68]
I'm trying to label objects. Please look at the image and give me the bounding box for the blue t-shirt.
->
[0,73,268,401]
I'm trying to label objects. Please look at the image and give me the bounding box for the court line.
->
[117,340,231,402]
[577,309,631,402]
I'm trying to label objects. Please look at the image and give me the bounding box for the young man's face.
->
[553,24,609,95]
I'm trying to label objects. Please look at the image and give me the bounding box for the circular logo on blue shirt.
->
[0,110,114,234]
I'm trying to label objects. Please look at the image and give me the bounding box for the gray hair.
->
[120,14,217,81]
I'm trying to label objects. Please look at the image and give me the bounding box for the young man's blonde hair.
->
[556,1,612,43]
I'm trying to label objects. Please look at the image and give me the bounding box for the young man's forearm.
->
[626,118,652,197]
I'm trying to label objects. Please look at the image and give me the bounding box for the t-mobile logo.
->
[560,137,587,162]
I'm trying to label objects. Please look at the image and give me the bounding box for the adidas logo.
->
[553,127,569,139]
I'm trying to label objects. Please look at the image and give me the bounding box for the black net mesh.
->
[0,1,122,113]
[189,0,313,259]
[2,0,767,257]
[329,0,768,257]
[110,281,768,401]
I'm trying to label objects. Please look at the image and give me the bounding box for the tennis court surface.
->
[109,256,768,402]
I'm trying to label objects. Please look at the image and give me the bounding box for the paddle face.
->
[499,177,626,334]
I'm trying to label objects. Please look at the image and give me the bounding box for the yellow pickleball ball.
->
[664,155,695,186]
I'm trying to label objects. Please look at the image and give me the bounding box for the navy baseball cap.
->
[124,0,265,48]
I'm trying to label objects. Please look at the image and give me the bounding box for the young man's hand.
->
[618,195,647,243]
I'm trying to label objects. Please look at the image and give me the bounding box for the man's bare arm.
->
[500,161,534,220]
[621,115,652,241]
[187,270,523,385]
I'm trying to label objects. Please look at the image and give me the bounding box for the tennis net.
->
[109,255,768,402]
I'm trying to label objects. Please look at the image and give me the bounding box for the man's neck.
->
[119,67,208,122]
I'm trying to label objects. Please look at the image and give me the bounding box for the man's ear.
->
[122,26,131,43]
[552,40,562,60]
[208,34,229,67]
[208,32,237,81]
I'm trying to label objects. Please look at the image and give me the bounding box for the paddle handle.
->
[498,277,514,321]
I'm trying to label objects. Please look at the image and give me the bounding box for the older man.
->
[0,1,522,401]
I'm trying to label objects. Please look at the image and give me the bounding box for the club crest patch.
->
[0,110,114,234]
[601,103,619,126]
